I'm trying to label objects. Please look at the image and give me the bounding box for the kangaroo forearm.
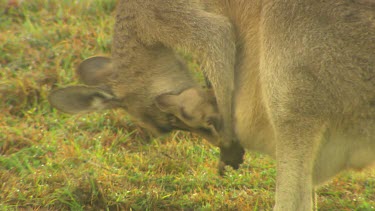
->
[114,1,236,147]
[133,1,236,142]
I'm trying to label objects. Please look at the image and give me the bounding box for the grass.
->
[1,0,374,210]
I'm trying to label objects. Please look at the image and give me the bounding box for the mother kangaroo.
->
[210,1,375,210]
[49,0,375,210]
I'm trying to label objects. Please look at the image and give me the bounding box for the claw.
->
[217,140,245,175]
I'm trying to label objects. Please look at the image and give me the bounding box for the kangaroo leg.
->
[313,188,318,211]
[272,119,325,211]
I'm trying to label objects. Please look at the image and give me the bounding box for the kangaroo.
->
[49,0,375,210]
[108,0,238,151]
[155,1,375,210]
[48,55,244,173]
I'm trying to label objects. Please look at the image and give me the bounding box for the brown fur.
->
[49,0,375,210]
[216,1,374,210]
[48,54,244,172]
[49,54,215,138]
[110,0,237,149]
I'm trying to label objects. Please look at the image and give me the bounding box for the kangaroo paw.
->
[218,141,245,175]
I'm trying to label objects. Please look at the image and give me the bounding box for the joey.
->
[49,56,244,174]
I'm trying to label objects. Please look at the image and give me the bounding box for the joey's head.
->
[48,56,221,143]
[155,88,221,145]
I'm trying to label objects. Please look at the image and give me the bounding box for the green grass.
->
[1,0,374,210]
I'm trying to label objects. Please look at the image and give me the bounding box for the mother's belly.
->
[233,95,276,157]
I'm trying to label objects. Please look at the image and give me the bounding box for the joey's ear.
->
[155,94,180,114]
[48,86,119,114]
[155,88,201,115]
[77,56,114,86]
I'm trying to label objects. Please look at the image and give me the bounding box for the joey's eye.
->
[206,116,220,131]
[167,114,177,124]
[206,117,219,128]
[207,118,214,125]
